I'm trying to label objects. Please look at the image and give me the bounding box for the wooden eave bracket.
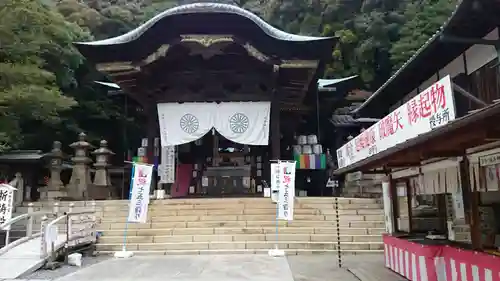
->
[452,83,488,107]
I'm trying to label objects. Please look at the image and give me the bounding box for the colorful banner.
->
[127,163,153,223]
[278,162,296,221]
[270,163,280,203]
[0,184,16,230]
[294,154,326,169]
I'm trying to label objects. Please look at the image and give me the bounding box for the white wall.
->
[465,28,498,74]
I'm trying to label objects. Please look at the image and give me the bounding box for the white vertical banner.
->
[0,184,16,230]
[127,164,154,223]
[278,162,296,221]
[270,163,280,203]
[160,145,176,183]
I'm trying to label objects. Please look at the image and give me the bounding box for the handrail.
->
[0,211,53,231]
[0,201,98,264]
[41,204,97,260]
[0,233,42,255]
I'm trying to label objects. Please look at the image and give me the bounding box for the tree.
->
[390,0,456,71]
[0,0,91,151]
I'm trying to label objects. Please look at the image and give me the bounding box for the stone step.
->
[98,208,383,217]
[300,203,382,210]
[97,227,385,236]
[96,241,383,251]
[97,220,385,230]
[96,204,382,213]
[97,234,383,244]
[22,197,382,207]
[98,214,384,223]
[96,249,384,255]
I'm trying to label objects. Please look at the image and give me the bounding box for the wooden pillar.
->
[271,98,280,160]
[390,176,400,232]
[146,101,157,194]
[459,155,481,249]
[271,65,281,162]
[405,178,413,233]
[146,103,156,165]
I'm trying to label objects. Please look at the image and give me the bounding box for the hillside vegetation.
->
[0,0,457,153]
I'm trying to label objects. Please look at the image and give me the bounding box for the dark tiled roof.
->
[0,150,47,162]
[330,114,356,126]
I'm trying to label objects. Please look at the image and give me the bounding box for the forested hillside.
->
[0,0,457,155]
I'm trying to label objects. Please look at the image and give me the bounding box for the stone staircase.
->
[93,197,385,255]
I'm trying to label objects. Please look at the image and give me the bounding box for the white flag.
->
[278,162,296,221]
[270,163,280,203]
[127,164,153,223]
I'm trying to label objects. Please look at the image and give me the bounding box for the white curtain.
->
[157,103,214,146]
[157,102,271,146]
[213,102,270,146]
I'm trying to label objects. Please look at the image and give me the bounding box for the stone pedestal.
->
[89,140,114,199]
[67,133,92,200]
[39,141,67,201]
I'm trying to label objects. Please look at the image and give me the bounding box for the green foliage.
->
[390,0,456,70]
[0,0,89,151]
[0,0,458,154]
[260,0,455,89]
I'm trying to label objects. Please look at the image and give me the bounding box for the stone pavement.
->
[49,255,295,281]
[1,254,406,281]
[0,234,67,280]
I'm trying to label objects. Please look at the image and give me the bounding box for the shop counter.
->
[383,234,500,281]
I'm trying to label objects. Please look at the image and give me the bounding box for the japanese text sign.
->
[160,145,176,183]
[0,183,16,230]
[337,75,456,169]
[127,163,153,223]
[270,163,280,203]
[278,162,296,221]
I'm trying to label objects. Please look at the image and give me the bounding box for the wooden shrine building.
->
[75,3,336,197]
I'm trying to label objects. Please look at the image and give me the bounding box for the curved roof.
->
[77,3,331,46]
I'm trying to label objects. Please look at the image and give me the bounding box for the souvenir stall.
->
[467,148,500,254]
[334,77,500,281]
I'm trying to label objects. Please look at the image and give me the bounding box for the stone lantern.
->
[48,141,64,189]
[91,140,115,199]
[68,132,93,200]
[39,141,67,201]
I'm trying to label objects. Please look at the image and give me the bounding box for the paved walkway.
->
[52,255,295,281]
[4,254,406,281]
[0,234,67,279]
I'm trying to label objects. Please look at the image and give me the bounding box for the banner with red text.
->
[127,163,153,223]
[278,161,296,221]
[336,75,455,169]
